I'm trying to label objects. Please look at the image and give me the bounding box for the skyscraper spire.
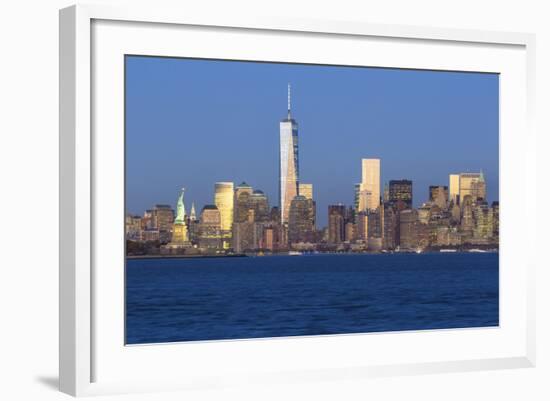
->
[190,202,197,221]
[287,83,291,119]
[280,84,299,225]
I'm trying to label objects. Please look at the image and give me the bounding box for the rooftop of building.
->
[154,204,172,209]
[281,116,297,124]
[236,181,252,188]
[215,182,234,187]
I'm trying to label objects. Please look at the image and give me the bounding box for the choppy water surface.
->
[126,253,498,344]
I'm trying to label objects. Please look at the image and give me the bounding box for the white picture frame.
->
[59,3,536,397]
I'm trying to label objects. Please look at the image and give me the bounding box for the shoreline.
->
[126,253,248,260]
[127,249,498,260]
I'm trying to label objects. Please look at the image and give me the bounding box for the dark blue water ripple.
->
[126,253,499,344]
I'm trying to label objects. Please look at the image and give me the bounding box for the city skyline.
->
[125,56,499,228]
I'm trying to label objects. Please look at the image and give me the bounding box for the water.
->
[126,253,498,344]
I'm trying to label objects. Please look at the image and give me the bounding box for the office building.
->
[399,209,419,249]
[249,190,270,222]
[383,183,389,202]
[125,215,142,241]
[151,204,174,243]
[354,183,361,211]
[198,205,222,249]
[187,202,199,244]
[492,201,499,239]
[328,204,346,243]
[429,185,449,209]
[279,84,300,224]
[142,210,153,230]
[233,221,265,253]
[450,171,486,205]
[234,182,253,223]
[473,201,494,240]
[261,226,277,251]
[460,195,475,239]
[435,226,462,246]
[451,202,461,223]
[345,221,356,242]
[382,205,398,249]
[233,189,271,251]
[367,208,382,239]
[449,174,460,204]
[459,171,486,203]
[152,204,174,231]
[299,183,313,200]
[356,211,369,241]
[214,182,234,247]
[270,206,281,224]
[358,158,380,212]
[288,195,316,244]
[389,179,413,209]
[140,229,160,242]
[417,204,431,224]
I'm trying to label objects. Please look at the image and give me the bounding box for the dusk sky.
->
[125,56,499,227]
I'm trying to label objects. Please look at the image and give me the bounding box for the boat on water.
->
[468,249,487,253]
[288,251,302,256]
[440,249,457,253]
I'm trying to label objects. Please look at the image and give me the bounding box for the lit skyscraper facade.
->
[459,172,486,203]
[198,205,222,249]
[473,201,494,241]
[214,182,234,248]
[429,185,449,209]
[148,204,174,243]
[249,190,270,222]
[388,179,413,209]
[449,172,486,204]
[299,183,313,200]
[354,183,361,210]
[279,84,299,224]
[449,174,460,204]
[234,182,254,223]
[328,204,346,244]
[359,158,380,212]
[125,214,142,241]
[288,195,316,244]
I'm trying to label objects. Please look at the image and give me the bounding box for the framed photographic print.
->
[60,4,536,396]
[125,57,500,344]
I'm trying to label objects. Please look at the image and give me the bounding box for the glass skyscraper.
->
[389,179,413,209]
[279,84,299,224]
[359,158,381,212]
[214,182,234,248]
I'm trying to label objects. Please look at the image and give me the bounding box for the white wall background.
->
[0,0,548,400]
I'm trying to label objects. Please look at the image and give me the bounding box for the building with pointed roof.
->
[279,84,300,225]
[456,171,487,203]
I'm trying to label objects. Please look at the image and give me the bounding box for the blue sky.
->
[125,56,499,227]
